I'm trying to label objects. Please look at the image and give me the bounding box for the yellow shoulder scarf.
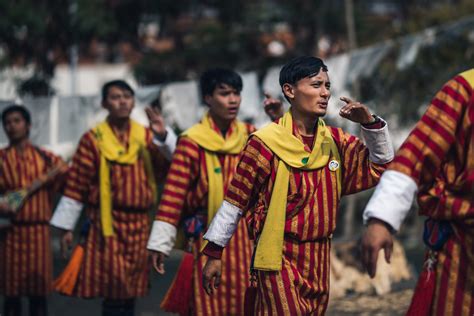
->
[460,68,474,86]
[251,110,341,271]
[181,113,248,225]
[93,120,156,237]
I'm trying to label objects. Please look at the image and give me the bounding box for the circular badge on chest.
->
[328,160,340,171]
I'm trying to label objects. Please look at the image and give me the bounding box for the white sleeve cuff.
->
[152,126,177,161]
[50,196,83,231]
[203,200,243,247]
[361,119,394,164]
[147,220,177,256]
[363,170,418,231]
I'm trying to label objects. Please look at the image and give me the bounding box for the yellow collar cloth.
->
[182,113,248,225]
[251,110,341,271]
[93,119,156,237]
[460,68,474,86]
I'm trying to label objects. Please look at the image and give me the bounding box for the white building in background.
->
[51,63,138,97]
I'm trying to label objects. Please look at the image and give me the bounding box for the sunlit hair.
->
[199,68,243,105]
[101,80,135,102]
[279,56,328,102]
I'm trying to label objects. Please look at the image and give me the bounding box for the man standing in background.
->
[50,80,176,316]
[0,105,67,316]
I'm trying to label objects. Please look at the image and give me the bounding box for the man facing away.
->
[361,68,474,316]
[50,80,176,316]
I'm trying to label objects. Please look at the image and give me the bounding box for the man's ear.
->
[282,83,295,100]
[203,94,212,106]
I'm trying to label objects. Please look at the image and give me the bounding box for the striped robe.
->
[0,143,64,296]
[225,124,388,315]
[389,72,474,315]
[63,127,169,299]
[156,119,255,315]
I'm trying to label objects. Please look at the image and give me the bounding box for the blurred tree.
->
[0,0,473,90]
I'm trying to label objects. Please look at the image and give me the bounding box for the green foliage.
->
[360,31,474,126]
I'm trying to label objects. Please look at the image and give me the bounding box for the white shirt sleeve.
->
[363,170,418,231]
[146,220,177,256]
[50,196,84,231]
[361,119,394,164]
[152,126,177,161]
[203,200,243,247]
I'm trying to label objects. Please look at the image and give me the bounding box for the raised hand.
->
[263,93,284,121]
[202,257,222,295]
[145,107,167,141]
[339,97,374,124]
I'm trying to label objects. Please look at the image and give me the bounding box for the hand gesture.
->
[263,93,284,121]
[360,218,393,278]
[202,257,222,295]
[339,97,374,124]
[149,250,166,274]
[145,107,167,141]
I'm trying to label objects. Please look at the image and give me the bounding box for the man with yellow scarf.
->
[202,56,395,315]
[50,80,176,316]
[147,68,282,315]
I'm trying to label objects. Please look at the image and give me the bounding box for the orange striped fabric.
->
[225,125,388,315]
[64,128,168,210]
[0,143,64,296]
[156,117,255,315]
[62,125,169,299]
[390,73,474,316]
[0,144,64,223]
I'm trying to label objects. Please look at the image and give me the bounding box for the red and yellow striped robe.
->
[0,143,64,296]
[156,118,255,315]
[390,71,474,316]
[225,124,388,315]
[63,126,169,299]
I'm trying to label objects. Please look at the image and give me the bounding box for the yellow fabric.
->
[252,110,341,271]
[93,120,156,236]
[182,113,248,226]
[460,68,474,86]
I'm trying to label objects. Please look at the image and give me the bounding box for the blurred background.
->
[1,0,474,315]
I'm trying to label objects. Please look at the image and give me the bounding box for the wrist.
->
[362,114,380,126]
[368,217,395,234]
[154,130,168,142]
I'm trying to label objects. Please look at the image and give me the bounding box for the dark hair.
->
[199,68,243,102]
[2,105,31,125]
[279,56,328,102]
[101,80,135,102]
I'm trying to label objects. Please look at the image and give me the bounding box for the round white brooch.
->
[328,160,340,171]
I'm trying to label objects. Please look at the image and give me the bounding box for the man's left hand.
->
[339,97,374,124]
[145,107,167,141]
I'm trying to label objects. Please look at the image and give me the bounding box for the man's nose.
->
[229,94,239,103]
[320,87,330,97]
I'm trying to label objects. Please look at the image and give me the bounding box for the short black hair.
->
[2,105,31,125]
[199,68,243,102]
[279,56,328,102]
[101,80,135,102]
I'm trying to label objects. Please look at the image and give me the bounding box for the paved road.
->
[0,250,184,316]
